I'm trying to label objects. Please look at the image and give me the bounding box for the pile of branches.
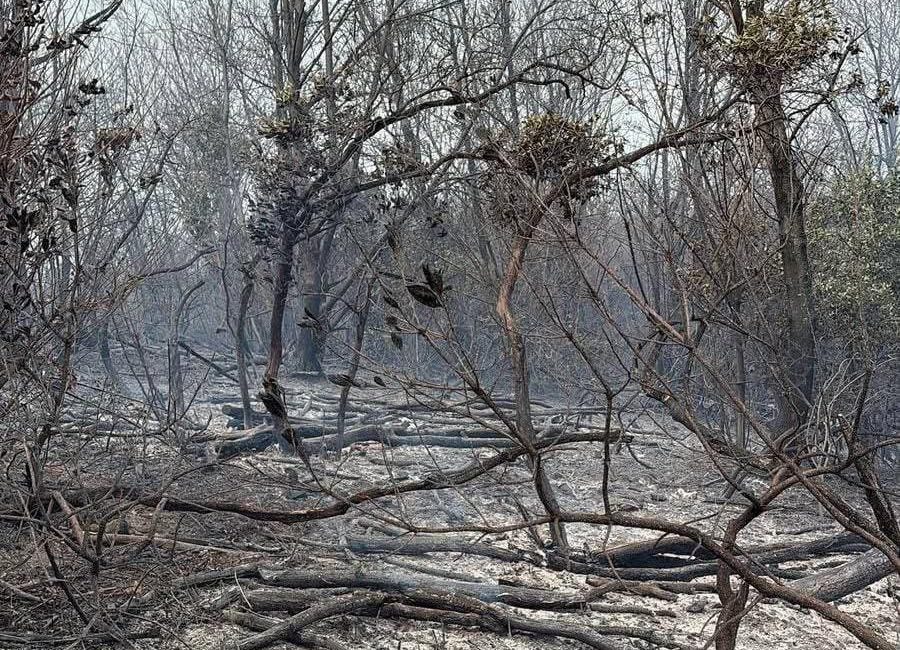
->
[212,387,615,457]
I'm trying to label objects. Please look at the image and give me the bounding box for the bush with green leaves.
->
[808,170,900,344]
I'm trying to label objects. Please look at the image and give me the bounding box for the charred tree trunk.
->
[264,230,297,384]
[733,328,748,449]
[236,258,259,428]
[257,0,313,455]
[714,499,762,650]
[335,286,371,452]
[260,230,309,462]
[295,234,331,374]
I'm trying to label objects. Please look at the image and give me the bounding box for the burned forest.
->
[1,0,898,648]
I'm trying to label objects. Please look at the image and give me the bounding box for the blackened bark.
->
[265,233,295,383]
[236,258,259,428]
[295,231,333,373]
[260,231,308,460]
[335,290,370,451]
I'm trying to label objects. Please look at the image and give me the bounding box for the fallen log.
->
[589,603,677,617]
[229,584,682,650]
[215,586,352,612]
[748,532,868,566]
[381,556,488,583]
[0,631,161,646]
[790,548,895,602]
[220,401,608,432]
[555,550,843,582]
[172,563,262,590]
[585,578,679,601]
[234,591,387,650]
[54,430,620,526]
[380,590,627,650]
[228,587,628,650]
[344,534,544,565]
[223,610,349,650]
[178,340,239,383]
[221,404,268,423]
[585,535,714,568]
[215,426,521,458]
[573,531,867,571]
[539,531,872,581]
[214,429,285,457]
[341,533,776,584]
[584,576,717,597]
[221,416,630,456]
[256,567,596,611]
[84,530,279,555]
[345,530,868,586]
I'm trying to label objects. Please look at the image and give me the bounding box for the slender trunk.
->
[129,331,166,422]
[500,0,519,127]
[734,333,748,449]
[296,233,332,373]
[752,77,816,431]
[236,260,258,428]
[98,320,120,389]
[321,0,336,122]
[841,369,900,545]
[260,231,306,458]
[728,291,748,450]
[715,578,750,650]
[712,29,817,644]
[714,501,762,650]
[265,233,296,382]
[169,281,204,427]
[293,0,339,373]
[167,341,184,420]
[496,224,568,551]
[335,290,371,452]
[261,0,310,436]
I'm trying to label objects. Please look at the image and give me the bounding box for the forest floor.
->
[1,374,897,650]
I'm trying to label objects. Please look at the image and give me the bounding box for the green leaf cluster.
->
[809,170,900,342]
